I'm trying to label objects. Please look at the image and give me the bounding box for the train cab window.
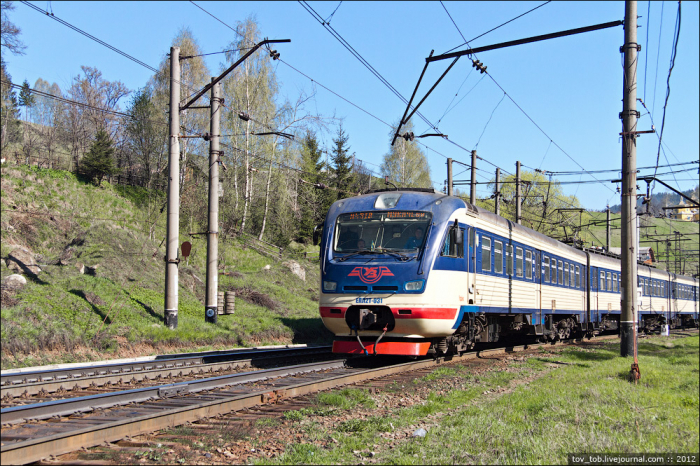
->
[564,263,569,287]
[525,251,532,279]
[544,257,550,283]
[481,236,491,272]
[516,248,523,277]
[558,261,563,285]
[613,274,618,292]
[506,245,513,276]
[600,271,605,291]
[494,241,503,274]
[441,227,464,258]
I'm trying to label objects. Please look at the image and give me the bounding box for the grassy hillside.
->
[0,164,330,369]
[581,211,699,275]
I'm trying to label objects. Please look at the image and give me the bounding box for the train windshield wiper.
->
[381,249,412,261]
[337,250,382,262]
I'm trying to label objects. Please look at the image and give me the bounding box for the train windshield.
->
[334,211,432,254]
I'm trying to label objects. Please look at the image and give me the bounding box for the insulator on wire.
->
[401,132,415,141]
[238,112,250,121]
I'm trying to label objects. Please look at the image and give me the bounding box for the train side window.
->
[469,228,475,249]
[544,257,550,283]
[506,245,513,276]
[494,241,503,274]
[564,262,569,287]
[618,276,621,293]
[575,266,580,288]
[481,236,491,272]
[525,251,532,279]
[569,264,574,287]
[558,260,563,285]
[607,272,612,292]
[600,271,605,291]
[516,247,523,278]
[613,274,618,292]
[551,258,557,284]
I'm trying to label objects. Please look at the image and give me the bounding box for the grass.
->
[1,164,331,369]
[258,336,699,465]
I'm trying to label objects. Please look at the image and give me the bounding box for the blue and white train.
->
[316,189,699,356]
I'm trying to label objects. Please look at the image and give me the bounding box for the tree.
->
[1,1,26,55]
[0,57,20,151]
[298,130,330,240]
[18,79,33,122]
[478,169,582,239]
[81,128,118,185]
[331,124,355,198]
[65,66,130,171]
[219,17,278,234]
[380,119,431,188]
[125,88,164,187]
[32,78,64,168]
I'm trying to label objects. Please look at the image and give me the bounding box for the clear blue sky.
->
[5,1,699,210]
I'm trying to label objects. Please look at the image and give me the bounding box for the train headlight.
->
[405,280,424,291]
[323,281,337,292]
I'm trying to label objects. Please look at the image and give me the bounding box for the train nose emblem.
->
[348,266,394,284]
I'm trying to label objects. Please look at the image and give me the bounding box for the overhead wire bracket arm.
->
[636,176,700,206]
[181,38,290,111]
[427,20,624,62]
[391,50,434,146]
[394,56,460,145]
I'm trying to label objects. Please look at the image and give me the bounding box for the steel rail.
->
[1,360,345,425]
[3,333,685,465]
[1,346,331,398]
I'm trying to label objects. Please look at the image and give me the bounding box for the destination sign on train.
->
[346,211,429,221]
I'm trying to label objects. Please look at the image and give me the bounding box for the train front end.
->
[318,190,465,356]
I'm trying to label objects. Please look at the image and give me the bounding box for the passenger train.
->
[316,189,699,356]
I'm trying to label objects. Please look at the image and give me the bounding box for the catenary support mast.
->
[620,0,639,358]
[164,46,180,329]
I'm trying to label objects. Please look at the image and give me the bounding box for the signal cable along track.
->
[0,335,638,465]
[1,346,333,401]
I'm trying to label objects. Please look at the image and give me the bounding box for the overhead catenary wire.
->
[651,1,682,196]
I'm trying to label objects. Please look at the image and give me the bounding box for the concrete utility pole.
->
[447,158,453,196]
[165,46,181,329]
[620,0,639,358]
[470,150,477,204]
[205,78,221,324]
[515,161,522,224]
[606,205,611,251]
[495,167,501,216]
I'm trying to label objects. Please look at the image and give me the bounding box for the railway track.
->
[1,331,695,465]
[1,345,333,402]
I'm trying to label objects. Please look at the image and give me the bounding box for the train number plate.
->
[355,297,383,304]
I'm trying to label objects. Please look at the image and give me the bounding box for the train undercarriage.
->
[428,312,585,355]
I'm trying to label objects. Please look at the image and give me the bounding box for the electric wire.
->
[651,1,681,194]
[441,1,552,55]
[643,0,651,103]
[651,1,664,117]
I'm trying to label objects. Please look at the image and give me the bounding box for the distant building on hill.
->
[668,198,699,222]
